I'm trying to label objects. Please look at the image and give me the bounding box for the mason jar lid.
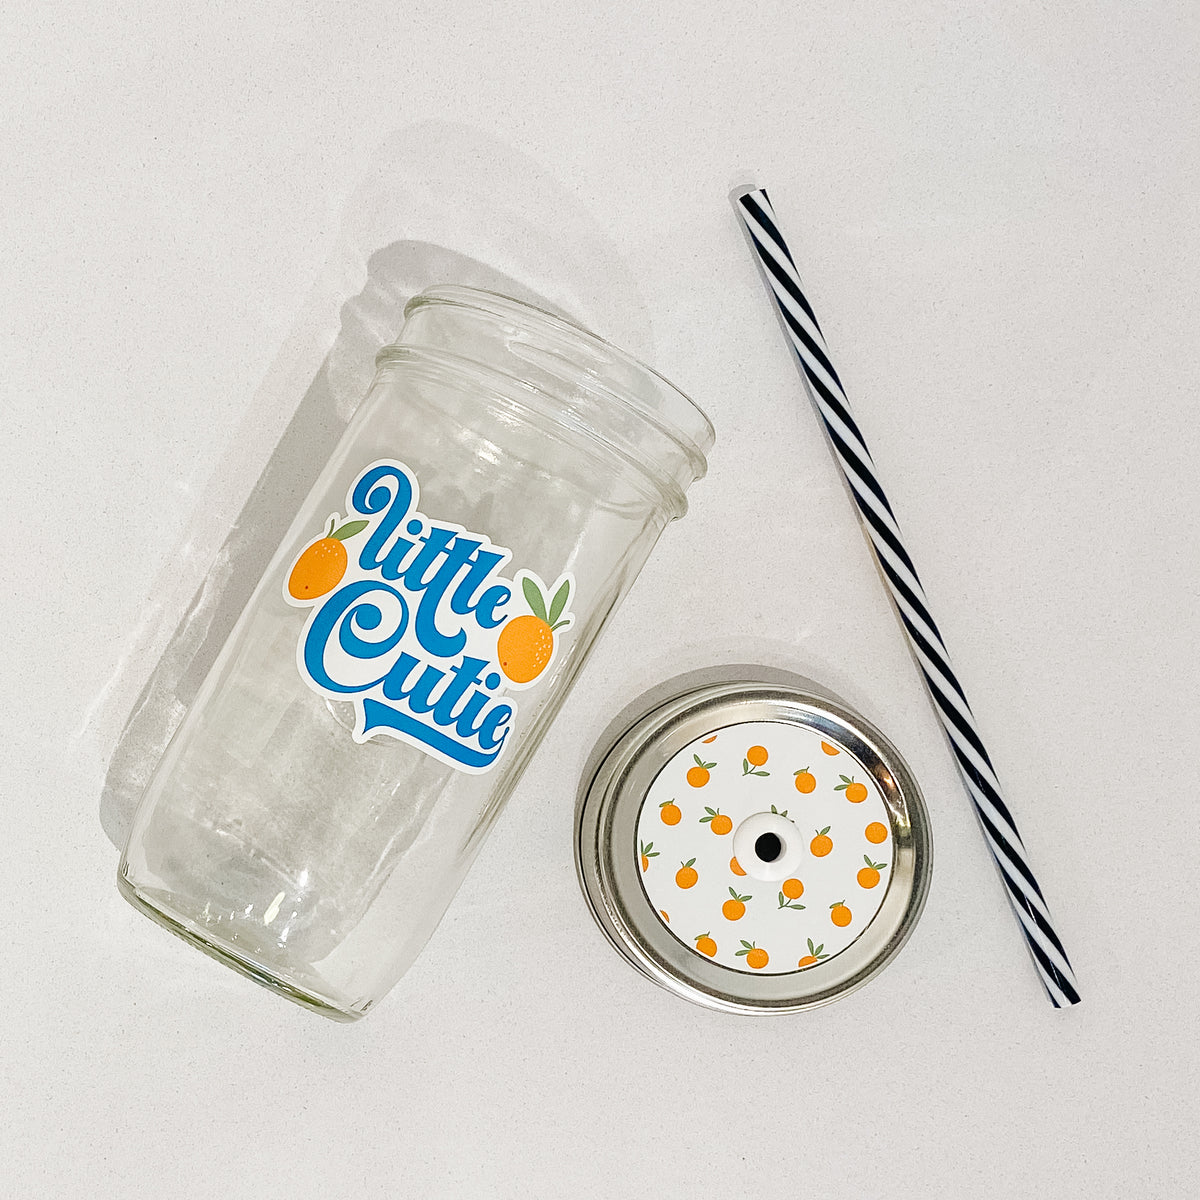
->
[575,673,932,1013]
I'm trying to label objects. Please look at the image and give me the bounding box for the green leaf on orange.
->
[548,578,571,625]
[522,576,548,621]
[331,519,369,541]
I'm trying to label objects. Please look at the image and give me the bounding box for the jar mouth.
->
[375,345,695,518]
[398,285,716,476]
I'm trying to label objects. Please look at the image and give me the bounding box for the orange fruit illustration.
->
[639,841,659,872]
[857,856,885,889]
[687,754,715,787]
[810,826,833,857]
[723,889,750,920]
[675,859,698,889]
[498,574,572,684]
[742,749,770,777]
[736,941,769,969]
[701,807,732,835]
[836,774,868,803]
[497,616,553,683]
[694,933,717,957]
[793,767,816,794]
[287,517,369,600]
[865,821,888,844]
[820,741,840,756]
[830,901,852,927]
[729,856,747,877]
[797,938,829,968]
[781,877,804,900]
[659,800,682,826]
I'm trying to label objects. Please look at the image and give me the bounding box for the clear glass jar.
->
[119,286,714,1020]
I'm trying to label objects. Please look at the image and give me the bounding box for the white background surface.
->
[3,3,1198,1197]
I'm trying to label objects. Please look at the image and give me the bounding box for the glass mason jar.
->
[119,286,714,1020]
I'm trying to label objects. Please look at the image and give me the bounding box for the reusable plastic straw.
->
[735,187,1080,1007]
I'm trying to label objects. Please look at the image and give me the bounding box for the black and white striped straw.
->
[736,187,1080,1007]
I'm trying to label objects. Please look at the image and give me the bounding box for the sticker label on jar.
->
[283,459,574,774]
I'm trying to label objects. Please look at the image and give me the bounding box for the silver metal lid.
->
[575,672,932,1013]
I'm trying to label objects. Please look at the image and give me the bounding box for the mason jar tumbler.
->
[119,286,714,1020]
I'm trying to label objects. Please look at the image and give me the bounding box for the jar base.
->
[117,869,366,1023]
